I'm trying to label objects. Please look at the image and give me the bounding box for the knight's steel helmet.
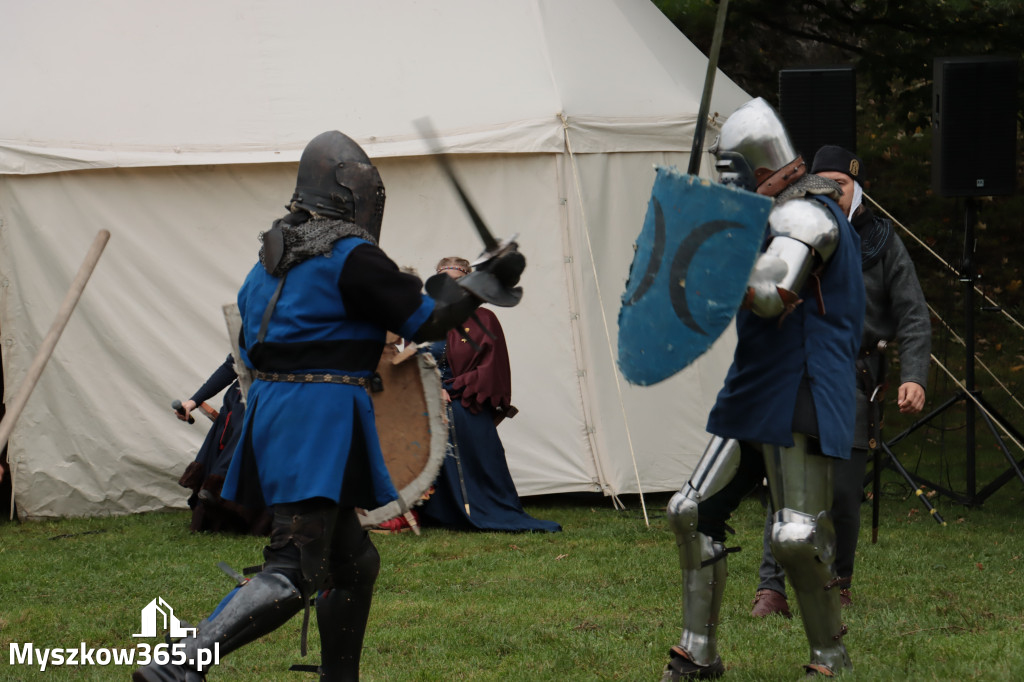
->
[713,98,797,174]
[289,131,386,239]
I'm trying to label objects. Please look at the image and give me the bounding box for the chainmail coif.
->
[776,173,842,204]
[258,217,377,277]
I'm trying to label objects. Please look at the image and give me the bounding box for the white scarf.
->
[847,181,864,221]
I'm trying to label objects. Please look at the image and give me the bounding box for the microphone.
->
[171,399,195,424]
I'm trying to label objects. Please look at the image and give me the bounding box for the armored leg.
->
[316,509,381,682]
[763,435,851,675]
[134,500,348,682]
[663,437,745,677]
[132,571,304,682]
[666,531,729,674]
[758,445,869,602]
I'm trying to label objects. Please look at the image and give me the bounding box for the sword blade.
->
[687,0,731,176]
[413,117,500,254]
[217,561,248,587]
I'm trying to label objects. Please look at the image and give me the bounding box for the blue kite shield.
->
[618,167,772,385]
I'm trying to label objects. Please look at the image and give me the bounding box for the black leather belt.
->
[252,370,369,388]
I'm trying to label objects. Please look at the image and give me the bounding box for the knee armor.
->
[770,508,836,569]
[770,508,850,674]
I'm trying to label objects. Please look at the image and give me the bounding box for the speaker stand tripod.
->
[877,198,1024,507]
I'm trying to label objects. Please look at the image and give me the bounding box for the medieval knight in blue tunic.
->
[661,99,865,680]
[135,131,525,682]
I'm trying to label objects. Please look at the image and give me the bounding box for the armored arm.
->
[412,251,526,342]
[411,279,481,342]
[744,199,840,318]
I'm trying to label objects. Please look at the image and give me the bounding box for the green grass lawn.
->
[2,462,1023,681]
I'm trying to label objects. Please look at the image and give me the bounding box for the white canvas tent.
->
[0,0,750,520]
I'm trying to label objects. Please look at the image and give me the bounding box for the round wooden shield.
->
[359,339,446,527]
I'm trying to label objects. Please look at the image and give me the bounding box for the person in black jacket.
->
[750,145,931,618]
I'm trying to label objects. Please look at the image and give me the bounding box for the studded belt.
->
[252,370,370,388]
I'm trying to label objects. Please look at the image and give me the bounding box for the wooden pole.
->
[2,229,111,519]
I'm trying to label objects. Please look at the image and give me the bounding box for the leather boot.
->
[750,588,793,618]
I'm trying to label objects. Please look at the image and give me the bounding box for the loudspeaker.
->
[932,56,1019,197]
[778,66,857,162]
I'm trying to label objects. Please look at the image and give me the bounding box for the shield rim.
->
[223,303,253,404]
[358,351,446,527]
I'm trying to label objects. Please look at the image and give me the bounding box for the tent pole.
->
[687,0,731,176]
[559,114,650,526]
[2,229,110,520]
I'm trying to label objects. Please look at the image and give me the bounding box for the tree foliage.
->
[656,0,1023,128]
[657,0,1024,376]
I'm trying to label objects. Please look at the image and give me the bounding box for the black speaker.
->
[932,56,1019,197]
[778,66,857,162]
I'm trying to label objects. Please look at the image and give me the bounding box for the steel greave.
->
[763,437,851,673]
[205,571,305,656]
[664,436,739,667]
[771,510,850,672]
[133,571,304,682]
[675,533,728,667]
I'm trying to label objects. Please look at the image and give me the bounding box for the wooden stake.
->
[2,229,110,519]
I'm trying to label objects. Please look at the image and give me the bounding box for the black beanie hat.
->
[811,145,863,183]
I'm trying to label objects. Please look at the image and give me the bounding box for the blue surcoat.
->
[222,236,435,507]
[706,196,865,459]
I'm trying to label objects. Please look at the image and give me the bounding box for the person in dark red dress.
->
[417,256,559,533]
